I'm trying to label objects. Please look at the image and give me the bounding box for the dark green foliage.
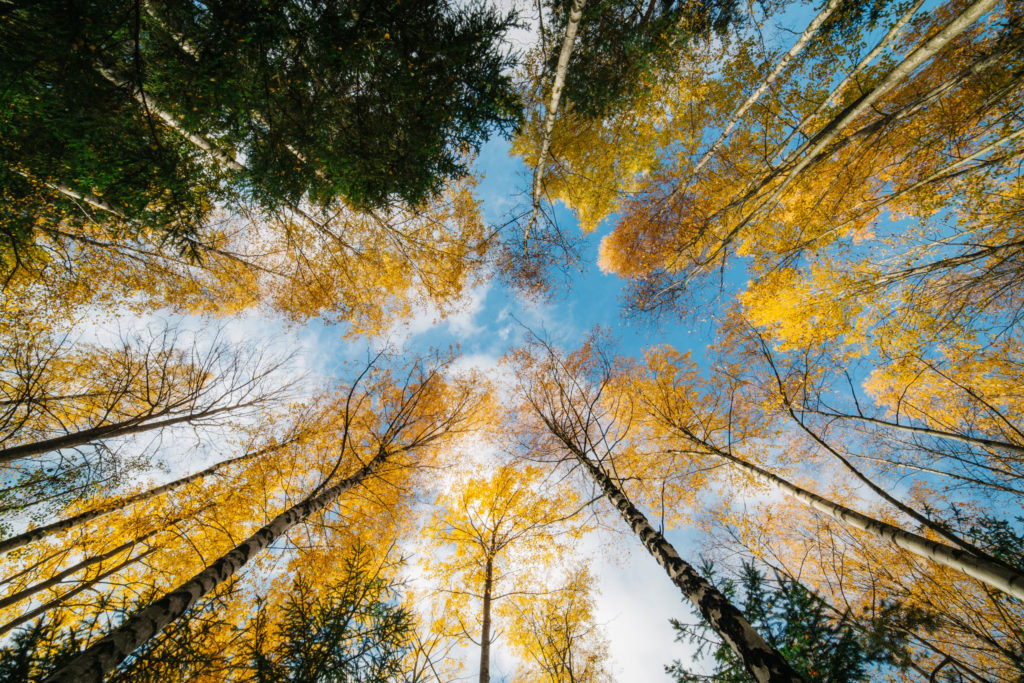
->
[543,0,742,118]
[144,0,521,211]
[245,548,414,682]
[666,559,909,682]
[0,548,416,682]
[0,615,98,683]
[0,589,235,683]
[0,0,521,263]
[106,586,240,683]
[0,0,218,263]
[943,510,1024,573]
[541,0,897,120]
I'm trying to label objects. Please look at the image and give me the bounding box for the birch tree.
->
[509,337,806,683]
[39,354,476,682]
[422,464,586,683]
[631,344,1024,600]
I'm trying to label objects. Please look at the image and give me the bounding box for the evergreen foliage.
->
[0,0,521,262]
[0,547,415,682]
[542,0,742,118]
[666,560,915,682]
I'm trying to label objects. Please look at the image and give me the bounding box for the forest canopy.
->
[0,0,1022,681]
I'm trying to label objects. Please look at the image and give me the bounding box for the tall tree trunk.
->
[681,0,1000,273]
[771,0,927,160]
[42,446,394,683]
[10,168,128,219]
[0,523,170,610]
[93,65,246,173]
[556,436,804,683]
[0,438,297,555]
[688,0,843,179]
[0,548,157,638]
[763,0,998,205]
[0,400,255,464]
[681,433,1024,601]
[479,557,494,683]
[707,44,1011,248]
[525,0,586,243]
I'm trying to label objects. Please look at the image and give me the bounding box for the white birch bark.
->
[689,0,844,179]
[673,0,1001,277]
[771,0,927,160]
[11,169,127,219]
[525,0,586,242]
[764,0,998,203]
[563,438,805,683]
[0,438,297,555]
[42,446,393,683]
[94,65,246,173]
[691,438,1024,601]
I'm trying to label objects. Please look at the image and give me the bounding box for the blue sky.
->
[56,2,976,677]
[388,135,719,369]
[362,136,725,681]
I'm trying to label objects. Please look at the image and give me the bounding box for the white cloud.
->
[380,282,491,351]
[586,532,703,681]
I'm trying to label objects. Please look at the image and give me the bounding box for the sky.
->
[340,2,930,671]
[49,132,711,679]
[16,1,940,678]
[95,5,824,676]
[360,132,724,679]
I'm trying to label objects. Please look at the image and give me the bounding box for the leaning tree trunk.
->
[525,0,586,242]
[708,41,1011,244]
[0,524,168,611]
[764,0,998,204]
[479,556,494,683]
[11,169,129,219]
[695,0,1000,263]
[688,435,1024,601]
[0,400,251,463]
[558,437,805,683]
[0,548,157,638]
[771,0,926,160]
[0,438,298,555]
[42,446,394,683]
[94,65,246,173]
[688,0,843,179]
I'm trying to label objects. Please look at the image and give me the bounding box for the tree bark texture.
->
[767,0,998,201]
[94,64,246,173]
[690,0,843,178]
[701,441,1024,600]
[526,0,586,240]
[43,447,392,683]
[567,442,805,683]
[0,439,295,555]
[772,0,926,159]
[479,557,494,683]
